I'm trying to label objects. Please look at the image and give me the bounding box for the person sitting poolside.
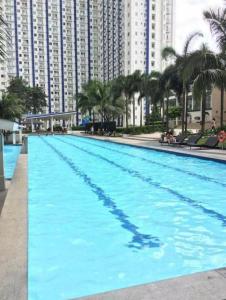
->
[166,131,176,144]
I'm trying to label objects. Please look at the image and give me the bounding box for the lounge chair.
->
[189,136,219,149]
[185,133,203,148]
[170,134,187,146]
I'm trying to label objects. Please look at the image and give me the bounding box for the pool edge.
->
[0,154,28,300]
[71,134,226,164]
[74,267,226,300]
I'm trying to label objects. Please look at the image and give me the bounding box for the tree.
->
[113,75,134,129]
[7,77,47,114]
[129,70,142,127]
[137,72,163,128]
[0,94,24,121]
[203,7,226,52]
[159,66,174,131]
[26,86,47,114]
[7,77,28,100]
[184,44,226,132]
[77,80,125,125]
[204,7,226,128]
[162,32,203,133]
[167,107,182,120]
[77,80,99,121]
[94,81,125,122]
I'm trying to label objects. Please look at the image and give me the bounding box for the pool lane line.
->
[54,136,226,228]
[40,137,161,250]
[65,135,226,189]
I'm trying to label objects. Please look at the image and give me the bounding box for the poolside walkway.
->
[72,132,226,163]
[77,268,226,300]
[0,154,27,300]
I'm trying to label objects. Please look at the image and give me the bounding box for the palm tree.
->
[137,72,163,128]
[77,80,99,121]
[204,7,226,52]
[162,32,203,133]
[130,70,142,127]
[113,75,133,129]
[137,73,148,127]
[204,7,226,128]
[184,44,226,133]
[91,81,110,123]
[159,66,177,131]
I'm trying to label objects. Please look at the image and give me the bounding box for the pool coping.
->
[75,268,226,300]
[0,154,28,300]
[71,133,226,164]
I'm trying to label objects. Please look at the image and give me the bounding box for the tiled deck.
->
[76,268,226,300]
[73,132,226,163]
[0,155,27,300]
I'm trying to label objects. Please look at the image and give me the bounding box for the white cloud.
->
[175,0,224,54]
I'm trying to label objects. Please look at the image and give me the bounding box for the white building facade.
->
[0,0,9,97]
[2,0,174,126]
[100,0,175,79]
[4,0,100,116]
[100,0,175,126]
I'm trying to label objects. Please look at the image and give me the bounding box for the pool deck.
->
[72,132,226,163]
[0,154,27,300]
[0,134,226,300]
[76,268,226,300]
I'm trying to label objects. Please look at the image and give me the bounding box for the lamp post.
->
[0,133,5,191]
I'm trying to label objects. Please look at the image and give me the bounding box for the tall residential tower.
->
[100,0,175,81]
[2,0,175,121]
[5,0,99,114]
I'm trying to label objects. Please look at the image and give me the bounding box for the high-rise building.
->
[4,0,99,114]
[100,0,175,80]
[99,0,175,126]
[2,0,174,124]
[0,0,9,97]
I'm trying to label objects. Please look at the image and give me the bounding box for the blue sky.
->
[175,0,224,54]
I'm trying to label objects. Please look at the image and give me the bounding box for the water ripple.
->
[56,136,226,228]
[41,137,161,250]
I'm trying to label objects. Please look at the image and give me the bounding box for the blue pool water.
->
[3,145,21,179]
[28,136,226,299]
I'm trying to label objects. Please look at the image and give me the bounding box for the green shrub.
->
[116,124,164,135]
[71,125,84,131]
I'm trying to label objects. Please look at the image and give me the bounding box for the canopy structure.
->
[25,111,79,132]
[0,119,23,132]
[0,119,23,144]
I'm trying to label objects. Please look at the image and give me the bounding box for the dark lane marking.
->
[65,135,226,189]
[55,136,226,228]
[40,137,161,250]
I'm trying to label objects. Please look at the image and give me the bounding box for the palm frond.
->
[183,31,203,55]
[161,47,178,60]
[204,8,226,51]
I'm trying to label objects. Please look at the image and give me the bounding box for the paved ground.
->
[0,155,27,300]
[73,132,226,163]
[0,181,11,215]
[77,268,226,300]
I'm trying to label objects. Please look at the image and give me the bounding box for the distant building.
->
[100,0,175,126]
[2,0,175,126]
[4,0,99,117]
[0,0,9,97]
[100,0,175,80]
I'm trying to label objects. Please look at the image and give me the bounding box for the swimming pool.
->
[28,136,226,299]
[3,145,21,179]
